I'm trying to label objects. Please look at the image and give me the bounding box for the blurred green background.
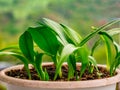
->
[0,0,120,90]
[0,0,120,67]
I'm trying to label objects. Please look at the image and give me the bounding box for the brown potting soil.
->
[5,64,114,81]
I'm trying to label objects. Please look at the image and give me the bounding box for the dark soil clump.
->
[5,64,115,81]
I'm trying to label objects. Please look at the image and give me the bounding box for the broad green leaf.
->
[19,31,35,64]
[61,24,82,45]
[80,20,120,46]
[41,18,68,45]
[28,26,60,56]
[54,44,79,80]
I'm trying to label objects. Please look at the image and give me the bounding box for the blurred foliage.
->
[0,83,6,90]
[0,0,120,64]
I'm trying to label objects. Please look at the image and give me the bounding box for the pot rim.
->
[0,62,120,89]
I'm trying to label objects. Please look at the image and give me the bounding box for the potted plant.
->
[0,18,120,90]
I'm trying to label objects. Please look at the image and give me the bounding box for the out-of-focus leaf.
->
[0,46,19,52]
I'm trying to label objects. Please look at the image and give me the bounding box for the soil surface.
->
[5,64,115,81]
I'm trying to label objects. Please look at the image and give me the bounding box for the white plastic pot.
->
[0,63,120,90]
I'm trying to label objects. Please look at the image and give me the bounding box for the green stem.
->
[24,64,31,80]
[34,63,45,80]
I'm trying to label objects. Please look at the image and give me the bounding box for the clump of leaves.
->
[0,18,120,81]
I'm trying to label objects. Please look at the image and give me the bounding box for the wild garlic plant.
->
[0,18,120,81]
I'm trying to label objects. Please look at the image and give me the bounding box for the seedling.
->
[0,18,120,81]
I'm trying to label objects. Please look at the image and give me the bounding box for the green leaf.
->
[34,53,45,80]
[19,31,35,64]
[77,46,89,77]
[13,54,31,79]
[99,31,114,70]
[41,18,68,45]
[113,42,120,55]
[110,42,120,75]
[28,26,60,56]
[100,30,120,75]
[69,54,76,71]
[54,44,79,80]
[80,20,120,46]
[44,68,49,81]
[60,24,82,45]
[35,52,49,81]
[91,39,101,56]
[67,54,76,80]
[0,52,28,64]
[0,46,19,52]
[110,53,120,75]
[107,28,120,36]
[88,56,98,72]
[0,52,31,79]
